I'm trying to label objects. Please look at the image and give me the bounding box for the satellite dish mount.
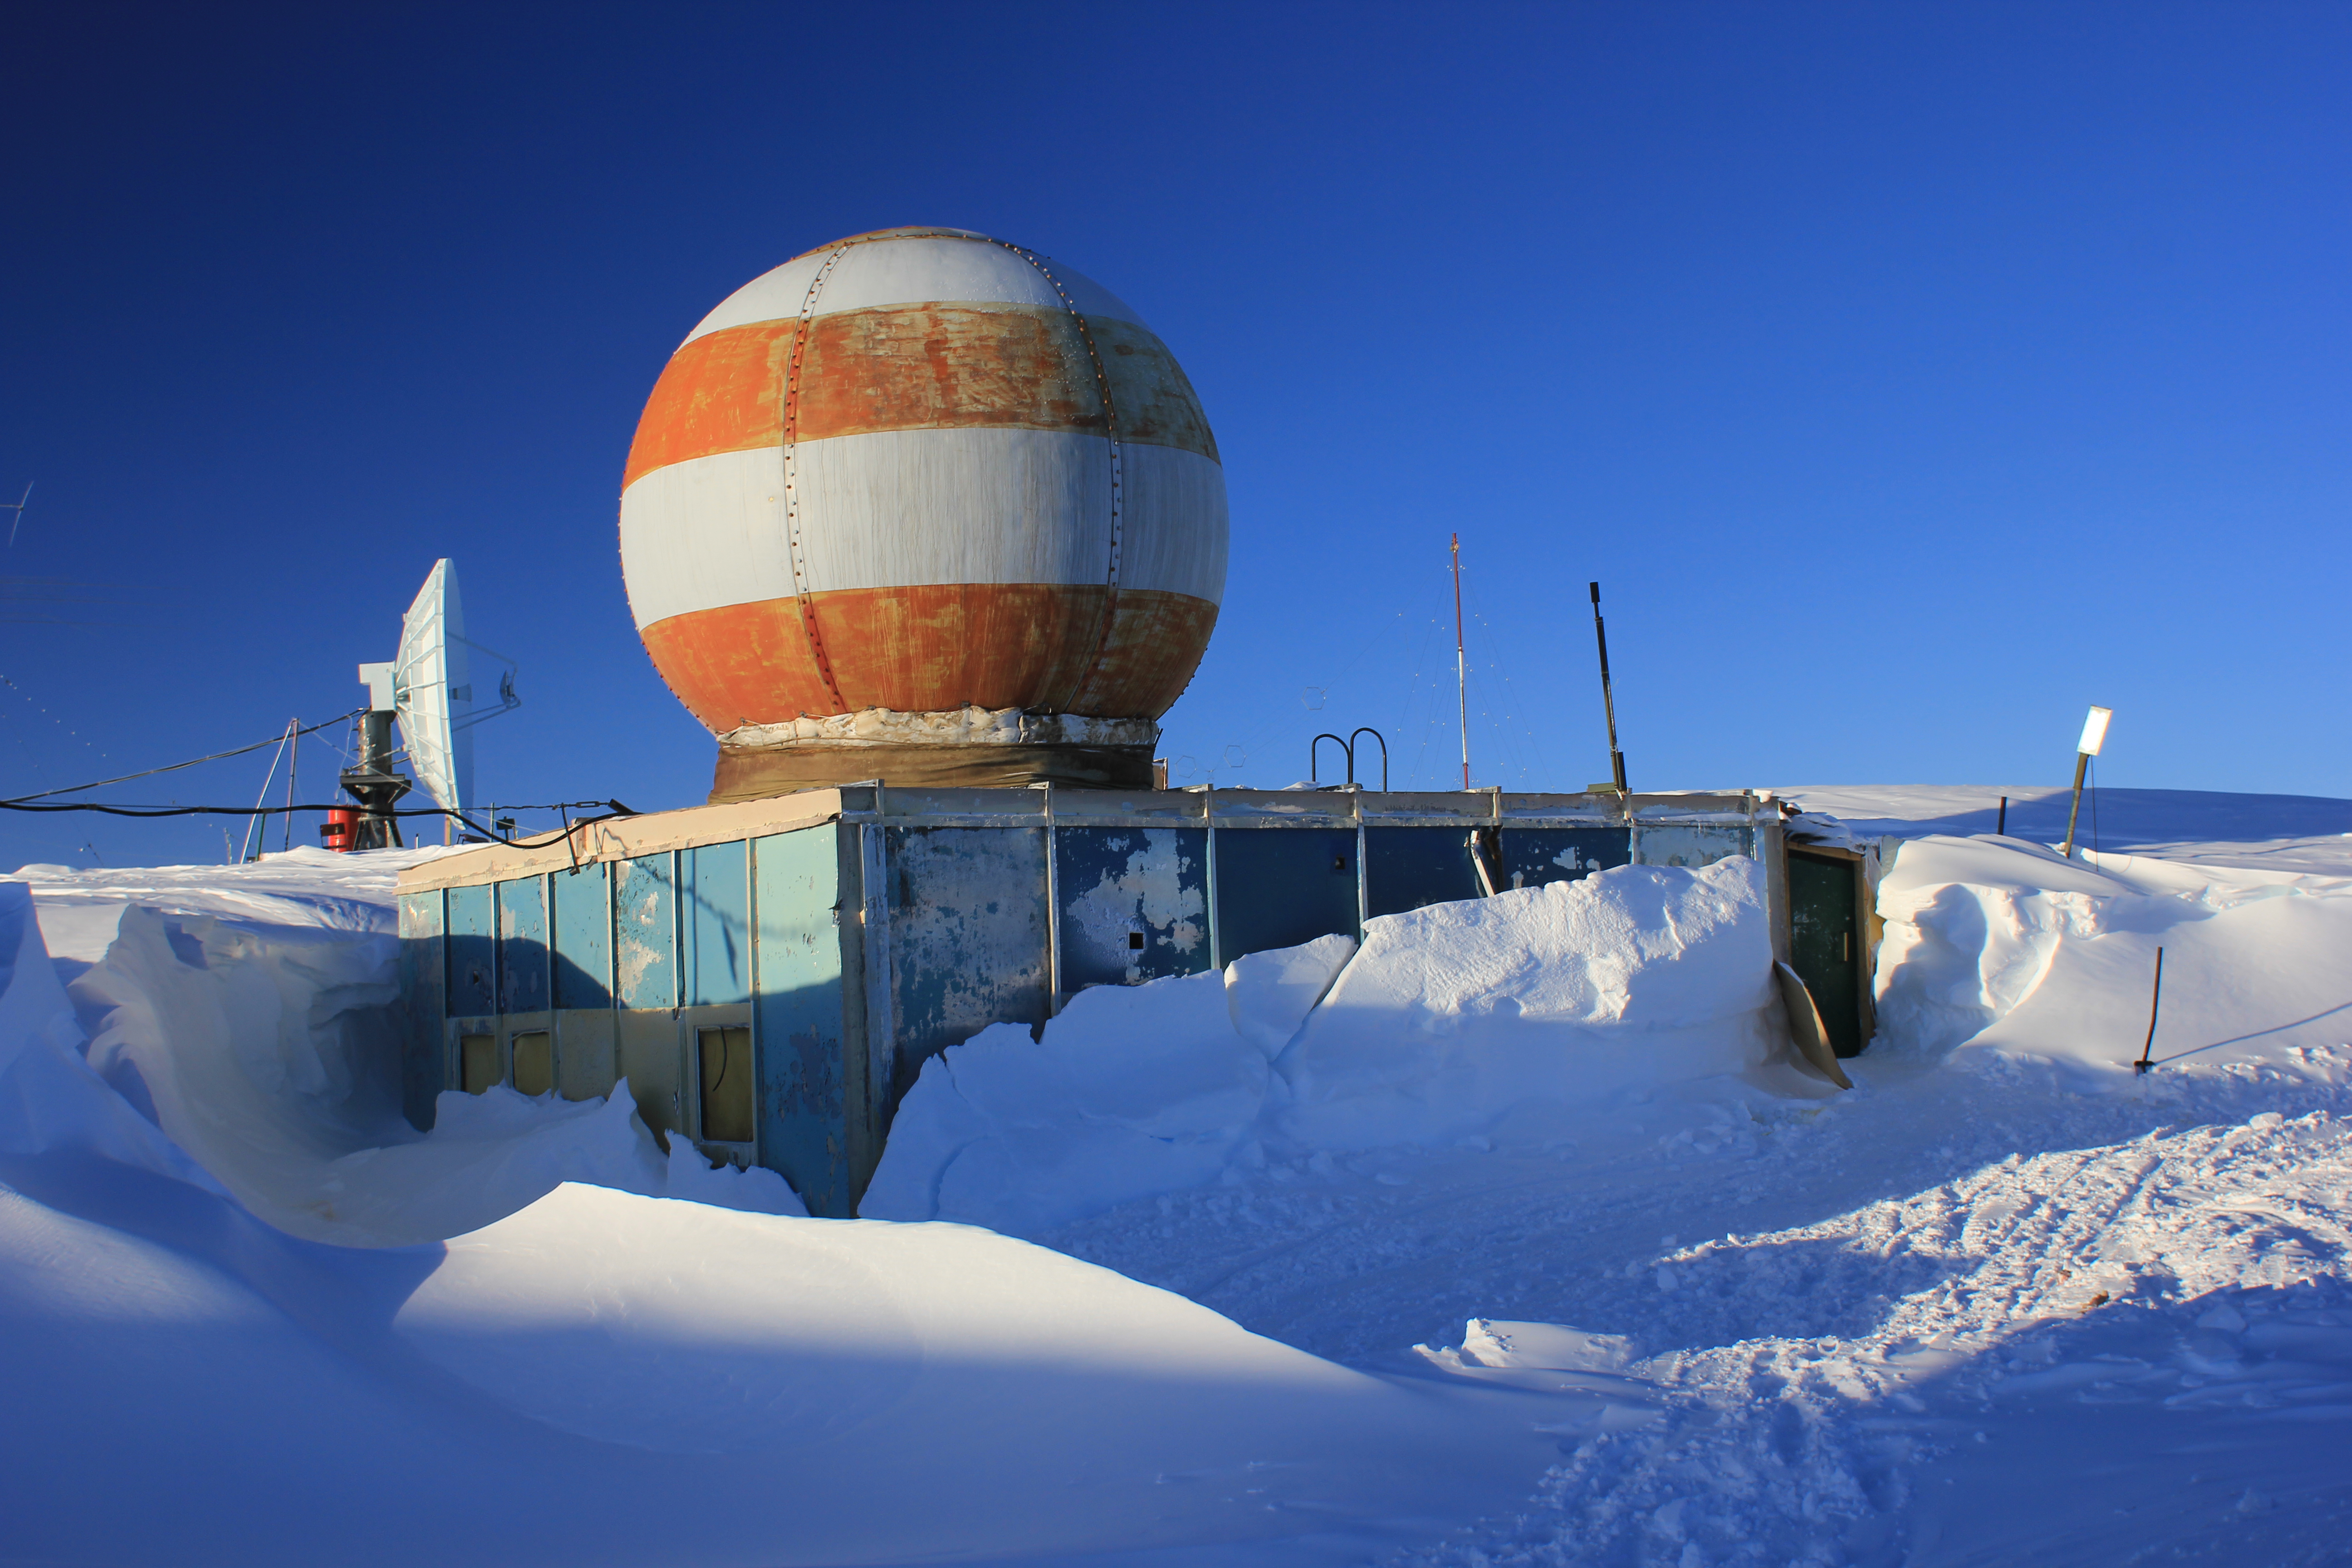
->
[343,665,413,849]
[336,559,518,851]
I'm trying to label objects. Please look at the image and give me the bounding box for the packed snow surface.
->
[7,785,2352,1564]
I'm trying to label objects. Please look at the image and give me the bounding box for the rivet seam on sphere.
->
[781,244,850,712]
[995,240,1126,713]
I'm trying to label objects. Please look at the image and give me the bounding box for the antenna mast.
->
[1451,534,1470,791]
[1590,582,1627,795]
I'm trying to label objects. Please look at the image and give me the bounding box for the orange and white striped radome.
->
[620,227,1228,779]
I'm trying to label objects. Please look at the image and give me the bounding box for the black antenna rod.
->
[1590,582,1627,795]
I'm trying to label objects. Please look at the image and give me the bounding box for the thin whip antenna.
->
[1590,582,1627,794]
[5,483,31,548]
[281,716,299,853]
[1451,534,1470,791]
[236,720,296,862]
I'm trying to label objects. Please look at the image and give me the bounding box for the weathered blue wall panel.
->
[1055,826,1210,990]
[446,882,495,1017]
[614,853,676,1010]
[551,862,612,1010]
[496,876,550,1014]
[1500,828,1632,890]
[1215,829,1361,958]
[886,826,1048,1107]
[1364,827,1480,918]
[1636,824,1756,869]
[685,842,751,1006]
[753,826,849,1215]
[397,891,445,1130]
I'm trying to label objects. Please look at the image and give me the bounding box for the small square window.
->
[460,1033,498,1095]
[511,1031,553,1097]
[699,1025,754,1144]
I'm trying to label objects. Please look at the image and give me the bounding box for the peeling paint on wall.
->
[886,826,1049,1107]
[614,854,676,1011]
[1058,827,1209,988]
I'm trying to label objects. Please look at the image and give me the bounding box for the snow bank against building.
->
[1274,855,1804,1152]
[868,857,1816,1231]
[1875,833,2352,1088]
[0,865,1553,1568]
[861,934,1357,1229]
[10,852,798,1245]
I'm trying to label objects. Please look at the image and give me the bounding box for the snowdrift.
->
[1874,833,2352,1088]
[868,857,1813,1231]
[10,800,2352,1566]
[861,934,1357,1229]
[65,900,798,1243]
[0,858,1553,1566]
[0,1165,1547,1567]
[1274,855,1797,1151]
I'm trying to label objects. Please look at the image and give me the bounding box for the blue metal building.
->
[395,785,1788,1216]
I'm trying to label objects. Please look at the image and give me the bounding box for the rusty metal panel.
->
[683,842,750,1007]
[1498,828,1632,891]
[753,825,853,1216]
[631,309,1214,472]
[637,579,1219,726]
[1634,823,1757,870]
[884,825,1048,1110]
[1054,826,1210,993]
[614,853,677,1011]
[396,891,444,1131]
[551,861,612,1010]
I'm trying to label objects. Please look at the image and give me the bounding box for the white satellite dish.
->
[390,559,519,818]
[392,561,471,814]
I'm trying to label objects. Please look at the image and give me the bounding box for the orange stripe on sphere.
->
[622,307,1217,490]
[638,585,1219,732]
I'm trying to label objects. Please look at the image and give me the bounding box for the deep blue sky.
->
[3,3,2346,867]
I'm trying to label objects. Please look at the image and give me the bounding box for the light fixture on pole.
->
[2059,705,2112,860]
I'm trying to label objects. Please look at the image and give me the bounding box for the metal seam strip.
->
[997,240,1124,714]
[783,246,850,715]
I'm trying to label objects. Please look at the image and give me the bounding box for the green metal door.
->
[1787,850,1863,1058]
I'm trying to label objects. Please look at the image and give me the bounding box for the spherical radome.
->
[618,227,1230,739]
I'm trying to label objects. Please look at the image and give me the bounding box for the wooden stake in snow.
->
[2135,946,2165,1074]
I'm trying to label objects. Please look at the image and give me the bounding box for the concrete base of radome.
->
[708,706,1160,800]
[710,740,1156,800]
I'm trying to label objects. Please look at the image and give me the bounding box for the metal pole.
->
[1589,582,1627,795]
[1042,783,1061,1017]
[1452,534,1470,791]
[2060,752,2090,859]
[1203,787,1220,970]
[281,718,298,854]
[1996,795,2007,837]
